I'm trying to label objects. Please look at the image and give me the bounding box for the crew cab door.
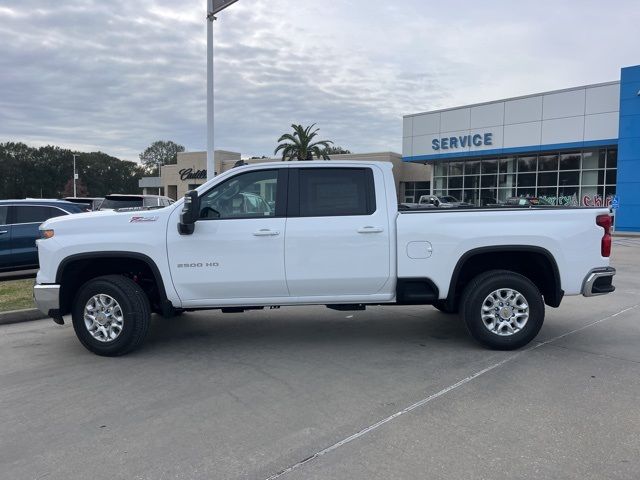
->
[284,166,391,297]
[167,168,288,304]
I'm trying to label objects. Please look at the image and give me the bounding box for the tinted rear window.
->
[101,198,143,209]
[298,168,375,217]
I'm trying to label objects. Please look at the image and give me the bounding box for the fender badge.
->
[130,216,159,223]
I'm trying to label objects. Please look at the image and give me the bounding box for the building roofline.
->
[404,80,620,118]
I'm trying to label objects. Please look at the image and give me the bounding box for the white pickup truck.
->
[33,161,615,356]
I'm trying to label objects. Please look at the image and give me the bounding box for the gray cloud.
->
[0,0,638,160]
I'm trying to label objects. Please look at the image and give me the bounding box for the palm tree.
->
[274,124,334,161]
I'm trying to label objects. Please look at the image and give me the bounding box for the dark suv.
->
[0,200,85,272]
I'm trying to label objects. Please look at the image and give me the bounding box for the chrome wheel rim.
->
[481,288,529,336]
[84,294,124,343]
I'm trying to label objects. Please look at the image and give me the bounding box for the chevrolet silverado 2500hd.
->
[33,161,615,356]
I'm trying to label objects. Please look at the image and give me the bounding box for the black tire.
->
[433,299,458,314]
[460,269,544,350]
[72,275,151,356]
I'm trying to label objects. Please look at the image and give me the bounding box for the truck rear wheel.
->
[461,270,544,350]
[72,275,151,356]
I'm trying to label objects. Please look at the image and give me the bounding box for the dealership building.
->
[402,64,640,232]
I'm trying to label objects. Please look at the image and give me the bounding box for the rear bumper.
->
[33,284,63,323]
[582,267,616,297]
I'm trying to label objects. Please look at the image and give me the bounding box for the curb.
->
[0,308,47,326]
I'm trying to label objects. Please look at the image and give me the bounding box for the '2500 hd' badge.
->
[177,262,220,268]
[130,216,159,223]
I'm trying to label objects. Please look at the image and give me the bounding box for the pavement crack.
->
[546,343,640,366]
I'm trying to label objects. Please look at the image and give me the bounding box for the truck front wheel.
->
[72,275,151,356]
[461,270,544,350]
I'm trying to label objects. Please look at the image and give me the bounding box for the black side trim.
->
[396,278,439,304]
[275,168,289,218]
[56,252,172,314]
[447,245,563,308]
[287,168,300,217]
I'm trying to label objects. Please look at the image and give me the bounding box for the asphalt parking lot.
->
[2,239,640,480]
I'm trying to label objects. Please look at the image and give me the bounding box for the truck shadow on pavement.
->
[140,307,476,355]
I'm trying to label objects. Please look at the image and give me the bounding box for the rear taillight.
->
[596,214,612,257]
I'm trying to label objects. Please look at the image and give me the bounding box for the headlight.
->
[40,229,55,239]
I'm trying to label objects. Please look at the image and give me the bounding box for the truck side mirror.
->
[178,190,200,235]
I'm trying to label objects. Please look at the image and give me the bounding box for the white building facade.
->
[403,65,640,232]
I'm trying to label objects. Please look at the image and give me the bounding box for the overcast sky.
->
[0,0,638,161]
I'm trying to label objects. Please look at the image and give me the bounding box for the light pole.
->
[206,0,239,181]
[72,154,78,197]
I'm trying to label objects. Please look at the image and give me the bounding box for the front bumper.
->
[33,284,63,324]
[582,267,616,297]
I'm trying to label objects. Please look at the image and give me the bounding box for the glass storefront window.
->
[402,181,431,203]
[582,149,606,169]
[537,187,558,204]
[448,190,462,201]
[481,175,497,188]
[449,176,463,189]
[516,188,536,198]
[605,169,617,184]
[497,188,515,202]
[429,147,616,207]
[582,170,605,185]
[498,173,516,188]
[518,173,536,187]
[558,186,580,205]
[607,149,617,169]
[465,161,480,175]
[449,162,464,176]
[560,152,581,170]
[481,159,498,174]
[479,189,498,206]
[464,175,480,189]
[434,177,447,190]
[499,158,516,174]
[537,171,558,186]
[463,190,477,204]
[538,155,559,171]
[517,156,537,172]
[559,171,580,186]
[434,162,448,176]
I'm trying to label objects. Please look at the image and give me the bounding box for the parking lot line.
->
[265,302,640,480]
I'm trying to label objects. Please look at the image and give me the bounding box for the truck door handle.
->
[357,226,384,234]
[0,230,7,235]
[253,229,280,236]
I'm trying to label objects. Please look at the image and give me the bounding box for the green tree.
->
[139,140,185,173]
[274,124,333,161]
[323,145,351,156]
[0,143,145,199]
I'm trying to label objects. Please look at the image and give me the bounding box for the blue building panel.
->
[616,65,640,232]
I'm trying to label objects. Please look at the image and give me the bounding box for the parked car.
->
[63,197,104,211]
[99,194,174,211]
[418,195,472,208]
[0,199,85,272]
[34,161,615,356]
